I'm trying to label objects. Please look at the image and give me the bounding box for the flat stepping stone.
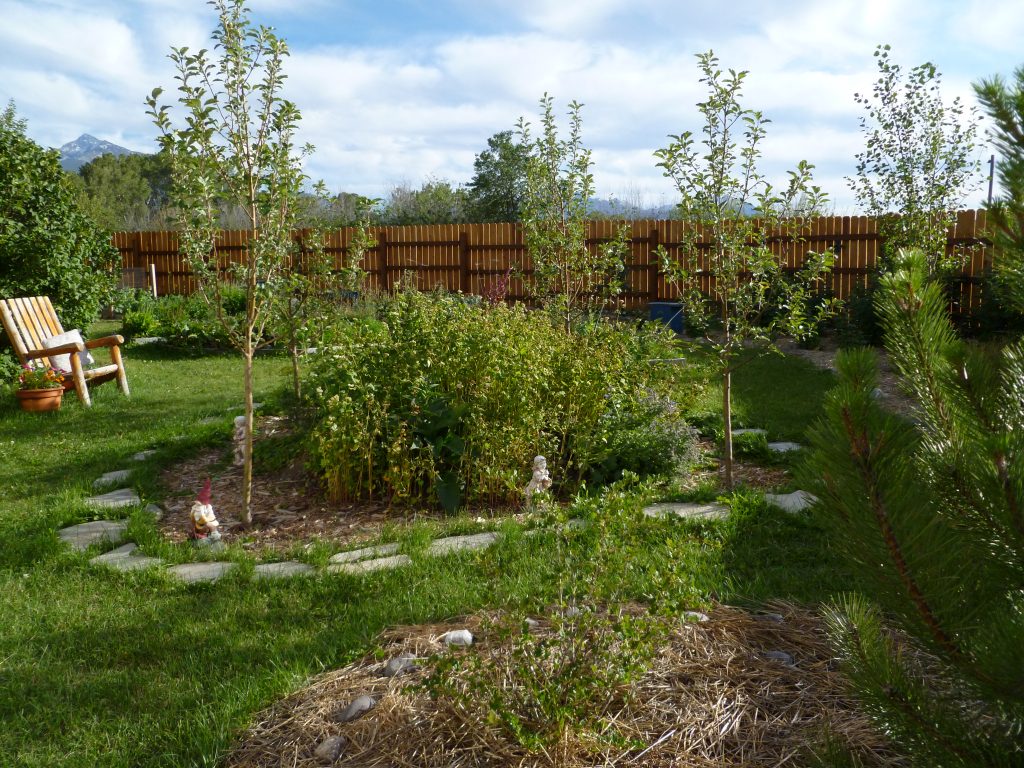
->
[767,441,803,453]
[144,503,164,521]
[732,428,768,436]
[254,561,315,579]
[93,469,133,490]
[58,520,127,551]
[328,542,400,564]
[84,488,140,510]
[643,502,729,521]
[133,337,165,345]
[327,554,411,575]
[167,561,237,583]
[131,450,157,462]
[764,490,817,513]
[426,532,498,556]
[89,543,164,571]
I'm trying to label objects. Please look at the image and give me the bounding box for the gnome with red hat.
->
[189,479,222,543]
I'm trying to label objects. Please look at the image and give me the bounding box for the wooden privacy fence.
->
[112,210,993,312]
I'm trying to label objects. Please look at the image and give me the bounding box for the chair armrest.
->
[84,335,125,349]
[25,342,85,359]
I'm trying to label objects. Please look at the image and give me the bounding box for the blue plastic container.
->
[649,302,684,334]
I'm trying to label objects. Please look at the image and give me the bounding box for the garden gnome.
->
[189,478,222,543]
[233,415,247,467]
[524,455,552,504]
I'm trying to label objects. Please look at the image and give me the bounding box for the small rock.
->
[335,695,375,723]
[131,450,156,462]
[93,469,133,490]
[562,605,584,618]
[871,387,885,400]
[313,735,346,764]
[767,441,803,453]
[440,629,473,647]
[755,612,785,623]
[524,618,540,632]
[764,650,795,665]
[381,654,418,677]
[684,611,710,623]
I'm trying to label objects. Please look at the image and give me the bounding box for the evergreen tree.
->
[806,249,1024,766]
[466,130,529,222]
[974,65,1024,315]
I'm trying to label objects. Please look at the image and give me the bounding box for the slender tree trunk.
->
[723,367,733,490]
[291,345,301,401]
[242,341,255,527]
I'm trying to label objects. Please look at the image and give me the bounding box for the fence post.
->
[378,231,390,292]
[459,231,470,294]
[648,227,659,302]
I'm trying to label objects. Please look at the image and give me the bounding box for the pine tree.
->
[806,249,1024,766]
[974,65,1024,315]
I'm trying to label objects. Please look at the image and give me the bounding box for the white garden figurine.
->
[524,455,552,505]
[189,479,222,543]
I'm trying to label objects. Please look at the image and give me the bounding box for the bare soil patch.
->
[224,603,899,768]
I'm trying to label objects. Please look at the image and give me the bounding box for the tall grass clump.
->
[306,290,695,511]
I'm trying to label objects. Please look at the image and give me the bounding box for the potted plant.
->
[14,365,65,412]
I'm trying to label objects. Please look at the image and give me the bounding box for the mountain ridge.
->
[58,133,143,172]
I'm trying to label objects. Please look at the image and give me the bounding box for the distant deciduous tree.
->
[466,130,529,222]
[376,179,469,225]
[849,44,980,274]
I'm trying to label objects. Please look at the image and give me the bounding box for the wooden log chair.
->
[0,296,129,407]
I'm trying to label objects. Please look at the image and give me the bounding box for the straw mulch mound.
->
[225,603,902,768]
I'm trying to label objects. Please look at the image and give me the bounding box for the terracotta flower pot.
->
[16,387,63,412]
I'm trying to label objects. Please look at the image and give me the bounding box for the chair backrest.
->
[0,297,67,369]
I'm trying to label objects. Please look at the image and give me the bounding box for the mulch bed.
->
[223,603,901,768]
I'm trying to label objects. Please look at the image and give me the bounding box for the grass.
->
[0,323,847,767]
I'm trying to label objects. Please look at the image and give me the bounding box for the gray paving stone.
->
[84,488,140,510]
[767,441,803,453]
[254,561,315,579]
[326,554,411,575]
[426,532,498,556]
[58,520,127,551]
[131,450,157,462]
[90,545,164,572]
[144,503,164,521]
[643,502,730,521]
[93,469,133,490]
[764,490,817,513]
[328,542,400,564]
[89,543,138,562]
[732,428,768,437]
[167,561,237,583]
[133,337,166,345]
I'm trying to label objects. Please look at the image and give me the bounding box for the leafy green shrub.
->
[0,103,118,332]
[307,290,687,510]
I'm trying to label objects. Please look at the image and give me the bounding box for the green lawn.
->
[0,328,849,767]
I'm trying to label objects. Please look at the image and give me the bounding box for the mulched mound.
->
[224,603,900,767]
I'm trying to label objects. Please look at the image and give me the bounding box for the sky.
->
[1,0,1020,213]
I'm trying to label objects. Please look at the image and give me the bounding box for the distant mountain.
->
[58,134,142,172]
